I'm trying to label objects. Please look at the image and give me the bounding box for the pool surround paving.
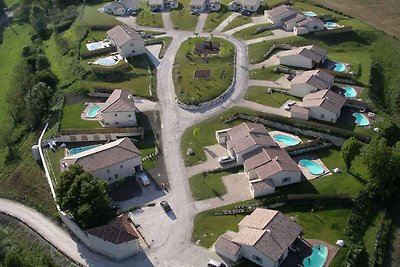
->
[269,131,303,148]
[293,154,331,180]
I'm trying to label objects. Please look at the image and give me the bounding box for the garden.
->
[170,0,198,31]
[173,37,234,104]
[244,86,299,108]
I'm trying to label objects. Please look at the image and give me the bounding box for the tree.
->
[29,5,48,36]
[341,137,363,171]
[24,82,53,128]
[380,122,400,147]
[3,251,24,267]
[56,165,115,228]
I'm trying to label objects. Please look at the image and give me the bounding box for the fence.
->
[314,26,353,36]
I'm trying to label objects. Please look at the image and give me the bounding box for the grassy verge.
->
[81,3,119,28]
[204,10,233,32]
[189,167,243,200]
[0,24,32,125]
[232,23,272,40]
[221,14,251,32]
[173,37,234,104]
[137,3,164,28]
[170,0,198,30]
[145,36,173,59]
[60,103,102,130]
[135,130,158,170]
[249,65,283,80]
[244,86,298,108]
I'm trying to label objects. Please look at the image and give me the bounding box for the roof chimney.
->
[274,156,279,161]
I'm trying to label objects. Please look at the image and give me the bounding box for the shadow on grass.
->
[349,170,367,185]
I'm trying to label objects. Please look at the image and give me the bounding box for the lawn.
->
[170,0,198,30]
[79,30,107,53]
[135,130,158,170]
[173,37,234,104]
[245,86,299,108]
[249,65,284,81]
[60,103,102,130]
[81,2,120,28]
[136,2,164,28]
[189,167,243,200]
[5,0,20,6]
[0,24,32,126]
[45,148,65,180]
[204,10,232,32]
[292,1,347,20]
[232,23,272,40]
[221,15,252,32]
[192,202,352,248]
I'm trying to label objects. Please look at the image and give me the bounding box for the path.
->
[245,29,294,45]
[238,99,290,117]
[249,55,279,70]
[224,22,255,35]
[212,12,240,33]
[195,13,208,33]
[161,12,173,32]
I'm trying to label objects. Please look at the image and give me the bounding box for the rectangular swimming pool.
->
[68,145,100,156]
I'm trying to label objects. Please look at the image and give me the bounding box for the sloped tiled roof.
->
[215,235,241,255]
[107,25,143,47]
[291,69,334,90]
[297,16,324,27]
[86,214,139,244]
[62,138,141,172]
[281,13,306,25]
[239,208,278,230]
[266,5,298,18]
[101,89,138,113]
[243,148,272,171]
[279,45,326,63]
[303,89,346,114]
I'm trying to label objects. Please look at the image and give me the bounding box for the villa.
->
[103,0,139,15]
[278,45,327,69]
[149,0,178,11]
[294,17,325,35]
[216,123,302,197]
[227,0,261,13]
[215,208,303,267]
[107,25,145,58]
[265,5,298,26]
[100,89,139,128]
[290,69,335,97]
[86,214,140,260]
[189,0,221,12]
[60,137,142,184]
[302,89,346,123]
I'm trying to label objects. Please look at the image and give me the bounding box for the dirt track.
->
[314,0,400,38]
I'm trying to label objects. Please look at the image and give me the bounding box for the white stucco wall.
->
[101,111,138,127]
[119,39,146,58]
[242,1,260,12]
[251,182,276,198]
[290,83,317,97]
[240,244,277,267]
[291,110,310,120]
[308,106,340,123]
[87,234,139,260]
[279,54,313,69]
[294,26,309,35]
[91,157,142,184]
[190,3,206,11]
[304,20,325,32]
[270,171,302,187]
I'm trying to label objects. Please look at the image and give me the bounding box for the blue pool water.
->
[353,112,369,126]
[334,63,346,72]
[87,105,102,118]
[273,134,300,146]
[96,57,119,66]
[303,245,328,267]
[343,86,357,97]
[303,11,317,17]
[68,145,100,156]
[325,21,338,28]
[299,159,324,175]
[86,41,103,51]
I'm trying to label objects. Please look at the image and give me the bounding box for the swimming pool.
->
[334,63,346,72]
[303,11,317,17]
[87,105,102,118]
[325,21,338,29]
[94,56,120,66]
[353,113,369,126]
[273,134,300,146]
[343,86,357,97]
[68,145,100,156]
[303,244,328,267]
[299,159,324,175]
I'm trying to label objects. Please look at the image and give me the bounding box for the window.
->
[120,165,123,168]
[115,174,119,179]
[131,44,133,46]
[115,114,118,117]
[116,122,119,125]
[313,26,318,29]
[252,255,263,264]
[282,177,291,183]
[321,114,325,119]
[108,177,111,181]
[132,50,135,53]
[107,169,110,173]
[128,114,131,117]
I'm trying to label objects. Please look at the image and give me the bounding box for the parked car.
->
[208,259,226,267]
[287,73,296,81]
[190,11,200,15]
[218,156,235,165]
[160,200,171,212]
[284,101,296,111]
[137,171,150,186]
[241,10,251,16]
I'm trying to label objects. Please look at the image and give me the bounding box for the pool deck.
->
[293,154,331,180]
[308,239,339,267]
[81,102,104,121]
[332,84,363,98]
[269,131,303,148]
[337,107,375,128]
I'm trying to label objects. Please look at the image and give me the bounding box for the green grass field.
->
[81,3,120,28]
[136,2,164,28]
[222,14,252,32]
[244,87,298,108]
[204,10,232,32]
[60,103,102,130]
[5,0,20,6]
[249,65,284,81]
[189,167,243,200]
[170,0,198,30]
[0,24,32,125]
[232,23,272,40]
[173,37,234,104]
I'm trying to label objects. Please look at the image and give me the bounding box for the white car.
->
[137,172,150,186]
[208,259,226,267]
[218,156,235,164]
[284,101,296,111]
